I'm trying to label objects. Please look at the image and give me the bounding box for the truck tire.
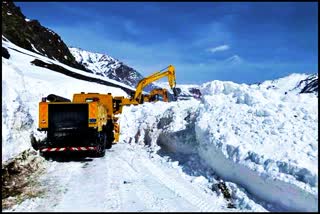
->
[95,145,106,157]
[104,123,113,150]
[95,133,106,157]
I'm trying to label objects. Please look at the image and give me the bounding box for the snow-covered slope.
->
[255,72,318,95]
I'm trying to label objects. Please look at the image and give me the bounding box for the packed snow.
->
[2,37,318,212]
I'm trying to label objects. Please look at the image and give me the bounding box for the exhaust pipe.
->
[46,94,71,102]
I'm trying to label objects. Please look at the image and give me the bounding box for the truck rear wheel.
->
[95,133,106,157]
[95,144,105,157]
[104,124,114,150]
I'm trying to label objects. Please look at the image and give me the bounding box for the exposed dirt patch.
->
[2,149,46,210]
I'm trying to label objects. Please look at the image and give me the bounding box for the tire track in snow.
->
[111,145,199,211]
[52,160,108,211]
[109,148,171,211]
[103,154,122,211]
[112,155,171,211]
[140,161,218,212]
[123,148,225,212]
[49,156,122,212]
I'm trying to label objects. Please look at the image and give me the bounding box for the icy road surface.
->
[6,143,239,212]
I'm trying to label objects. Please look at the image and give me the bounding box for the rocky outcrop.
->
[2,1,88,71]
[298,74,318,94]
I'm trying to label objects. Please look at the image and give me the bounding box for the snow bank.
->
[119,77,318,211]
[2,64,35,161]
[196,80,318,211]
[2,40,127,161]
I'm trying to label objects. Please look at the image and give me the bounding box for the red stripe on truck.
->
[41,147,96,152]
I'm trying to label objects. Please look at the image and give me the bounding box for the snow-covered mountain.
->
[69,47,157,92]
[69,47,122,75]
[254,73,318,95]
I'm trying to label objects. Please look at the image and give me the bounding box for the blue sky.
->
[15,2,318,84]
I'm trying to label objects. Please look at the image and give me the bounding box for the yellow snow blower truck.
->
[32,93,121,157]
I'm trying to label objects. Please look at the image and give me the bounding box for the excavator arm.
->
[132,65,178,103]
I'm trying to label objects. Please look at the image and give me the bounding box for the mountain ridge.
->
[69,47,157,91]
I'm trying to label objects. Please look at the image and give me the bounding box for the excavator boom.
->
[132,65,178,103]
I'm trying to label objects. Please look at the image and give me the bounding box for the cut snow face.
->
[119,76,318,212]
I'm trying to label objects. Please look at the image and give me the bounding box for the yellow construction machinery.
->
[121,65,179,105]
[33,93,122,157]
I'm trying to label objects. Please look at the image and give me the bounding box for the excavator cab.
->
[149,88,168,102]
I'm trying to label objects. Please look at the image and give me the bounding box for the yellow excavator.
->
[122,65,179,105]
